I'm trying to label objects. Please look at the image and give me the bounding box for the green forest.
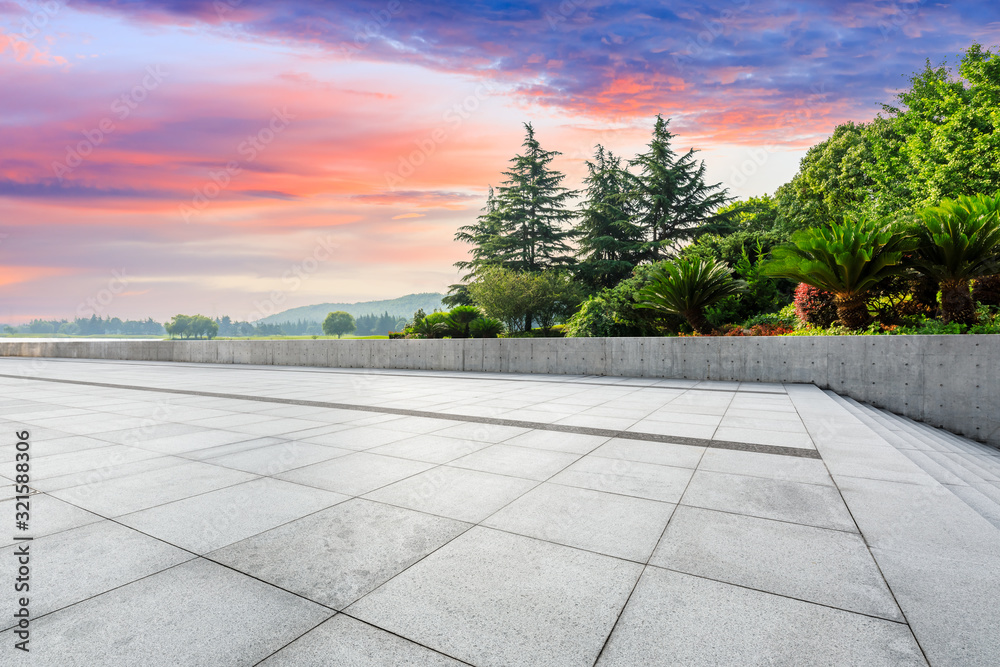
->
[404,43,1000,340]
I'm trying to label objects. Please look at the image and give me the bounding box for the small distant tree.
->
[195,315,219,339]
[164,314,192,339]
[323,311,356,338]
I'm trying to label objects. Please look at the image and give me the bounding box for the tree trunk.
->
[834,294,871,330]
[905,274,939,317]
[684,310,713,335]
[939,278,977,325]
[972,274,1000,307]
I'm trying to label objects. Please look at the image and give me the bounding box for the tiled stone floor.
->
[0,357,998,666]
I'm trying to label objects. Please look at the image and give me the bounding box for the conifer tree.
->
[494,123,577,272]
[454,186,507,281]
[628,115,732,261]
[575,145,644,290]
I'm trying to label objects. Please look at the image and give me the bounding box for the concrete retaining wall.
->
[1,336,996,447]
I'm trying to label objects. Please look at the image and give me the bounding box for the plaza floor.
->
[1,357,998,666]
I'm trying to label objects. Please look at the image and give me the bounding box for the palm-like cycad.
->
[915,194,1000,324]
[764,217,917,329]
[410,317,449,339]
[634,257,744,334]
[444,305,482,338]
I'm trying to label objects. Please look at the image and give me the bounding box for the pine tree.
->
[575,145,645,290]
[628,115,733,261]
[495,123,578,272]
[454,186,507,281]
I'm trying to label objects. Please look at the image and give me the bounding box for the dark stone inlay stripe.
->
[0,372,822,460]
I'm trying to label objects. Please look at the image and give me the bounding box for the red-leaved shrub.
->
[793,283,838,327]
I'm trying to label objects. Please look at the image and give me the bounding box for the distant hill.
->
[259,293,446,324]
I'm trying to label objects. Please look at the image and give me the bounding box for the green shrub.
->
[445,305,482,338]
[564,264,679,337]
[742,310,798,329]
[469,317,504,338]
[634,257,745,335]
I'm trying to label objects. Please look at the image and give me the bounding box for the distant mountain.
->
[259,293,446,324]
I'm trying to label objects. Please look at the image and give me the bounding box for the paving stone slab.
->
[119,477,349,553]
[49,459,259,516]
[650,505,902,620]
[207,440,353,474]
[590,437,705,469]
[259,614,465,666]
[0,493,102,547]
[501,429,610,454]
[0,520,193,627]
[364,465,537,523]
[277,451,434,496]
[696,448,833,486]
[596,567,926,667]
[369,434,490,464]
[349,527,643,667]
[209,498,470,609]
[0,558,332,667]
[484,482,676,561]
[550,455,694,503]
[449,443,581,481]
[681,469,857,532]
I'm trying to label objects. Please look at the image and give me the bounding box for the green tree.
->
[764,218,918,329]
[455,124,577,295]
[467,265,537,334]
[165,314,192,339]
[493,123,578,273]
[634,257,745,335]
[529,271,584,335]
[454,186,506,281]
[775,121,880,228]
[322,311,356,338]
[914,193,1000,324]
[574,145,644,290]
[442,283,475,308]
[188,315,219,339]
[873,44,1000,210]
[627,115,732,261]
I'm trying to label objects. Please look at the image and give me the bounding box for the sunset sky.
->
[1,0,998,324]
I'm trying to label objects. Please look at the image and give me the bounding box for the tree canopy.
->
[322,311,357,338]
